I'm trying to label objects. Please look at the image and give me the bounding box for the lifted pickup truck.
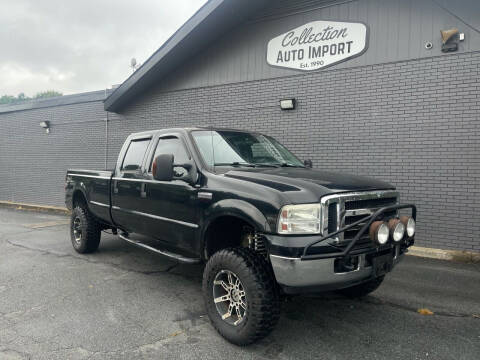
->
[65,127,416,345]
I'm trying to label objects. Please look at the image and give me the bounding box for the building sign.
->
[267,20,368,71]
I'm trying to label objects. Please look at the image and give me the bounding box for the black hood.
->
[223,167,394,202]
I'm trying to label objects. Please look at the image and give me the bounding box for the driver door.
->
[137,134,199,255]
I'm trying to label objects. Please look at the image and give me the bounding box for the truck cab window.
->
[121,139,150,171]
[150,137,189,175]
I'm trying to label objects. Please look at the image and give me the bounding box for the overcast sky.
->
[0,0,207,97]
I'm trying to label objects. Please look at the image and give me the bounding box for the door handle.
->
[140,183,147,198]
[113,180,119,194]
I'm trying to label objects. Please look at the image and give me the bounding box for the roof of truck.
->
[129,127,261,138]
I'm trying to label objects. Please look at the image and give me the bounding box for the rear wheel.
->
[338,276,385,298]
[202,248,280,346]
[70,206,101,253]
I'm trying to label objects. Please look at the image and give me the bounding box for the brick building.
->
[0,0,479,252]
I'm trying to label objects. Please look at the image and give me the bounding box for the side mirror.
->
[153,154,198,184]
[304,159,313,168]
[174,160,197,185]
[153,154,174,181]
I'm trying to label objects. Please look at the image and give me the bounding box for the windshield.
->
[191,130,304,168]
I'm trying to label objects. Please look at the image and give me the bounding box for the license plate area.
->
[372,253,394,276]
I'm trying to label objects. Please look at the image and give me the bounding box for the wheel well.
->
[204,216,255,259]
[72,190,87,209]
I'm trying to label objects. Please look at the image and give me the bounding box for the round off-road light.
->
[369,221,390,245]
[400,216,416,237]
[388,218,405,242]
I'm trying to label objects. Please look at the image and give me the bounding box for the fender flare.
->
[200,199,271,255]
[71,183,89,210]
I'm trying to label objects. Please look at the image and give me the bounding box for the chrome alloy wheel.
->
[73,216,82,246]
[213,270,247,326]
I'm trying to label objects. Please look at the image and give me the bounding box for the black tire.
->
[70,206,101,254]
[202,248,280,346]
[338,276,385,298]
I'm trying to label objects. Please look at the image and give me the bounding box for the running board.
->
[118,233,201,264]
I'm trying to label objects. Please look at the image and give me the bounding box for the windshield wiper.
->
[279,162,305,168]
[250,162,305,168]
[251,163,280,168]
[214,162,256,167]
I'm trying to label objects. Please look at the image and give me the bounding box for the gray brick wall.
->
[0,102,107,206]
[0,51,479,252]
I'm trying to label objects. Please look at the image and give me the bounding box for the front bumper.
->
[270,247,404,293]
[266,203,416,293]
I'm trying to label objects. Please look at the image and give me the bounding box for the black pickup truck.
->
[65,127,416,345]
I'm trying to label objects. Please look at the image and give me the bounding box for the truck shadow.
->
[92,234,432,356]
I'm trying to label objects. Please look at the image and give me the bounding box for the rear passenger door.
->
[111,135,152,234]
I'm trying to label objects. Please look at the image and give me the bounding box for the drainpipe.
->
[105,111,109,170]
[104,88,109,170]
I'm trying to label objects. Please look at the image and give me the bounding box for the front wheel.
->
[202,248,280,346]
[70,206,101,254]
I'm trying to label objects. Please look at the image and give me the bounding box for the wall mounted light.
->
[280,98,296,110]
[40,121,50,134]
[440,28,460,52]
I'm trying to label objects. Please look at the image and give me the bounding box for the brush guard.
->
[301,204,417,261]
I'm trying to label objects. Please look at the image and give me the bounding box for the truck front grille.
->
[344,197,398,211]
[328,203,338,233]
[323,191,399,249]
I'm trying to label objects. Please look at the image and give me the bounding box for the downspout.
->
[105,111,109,170]
[104,88,109,170]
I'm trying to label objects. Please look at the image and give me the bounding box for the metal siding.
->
[159,0,480,92]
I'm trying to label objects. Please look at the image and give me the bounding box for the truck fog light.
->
[388,218,405,242]
[369,221,389,245]
[400,216,416,237]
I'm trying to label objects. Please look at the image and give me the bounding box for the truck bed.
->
[66,169,113,179]
[65,169,113,224]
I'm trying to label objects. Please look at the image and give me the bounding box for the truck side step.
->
[118,233,201,264]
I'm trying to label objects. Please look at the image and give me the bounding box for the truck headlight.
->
[369,221,390,245]
[388,218,405,242]
[277,204,322,234]
[400,216,416,237]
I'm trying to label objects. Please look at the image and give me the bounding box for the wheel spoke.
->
[222,311,231,320]
[214,280,230,291]
[214,294,230,303]
[227,272,234,286]
[233,306,243,325]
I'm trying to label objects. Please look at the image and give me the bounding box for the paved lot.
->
[0,208,478,360]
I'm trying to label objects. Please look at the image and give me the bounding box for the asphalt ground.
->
[0,208,478,359]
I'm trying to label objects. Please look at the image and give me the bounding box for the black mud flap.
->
[372,253,394,277]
